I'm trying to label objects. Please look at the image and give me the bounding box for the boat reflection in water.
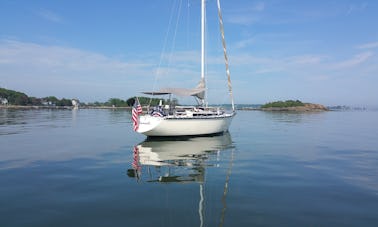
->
[127,132,234,226]
[127,132,233,183]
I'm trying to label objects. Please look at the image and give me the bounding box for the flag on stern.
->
[132,98,143,131]
[132,145,141,180]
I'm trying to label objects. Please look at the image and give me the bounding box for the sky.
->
[1,0,377,106]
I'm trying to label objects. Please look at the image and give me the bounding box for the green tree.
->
[28,97,42,106]
[108,98,127,107]
[57,98,72,106]
[0,87,29,105]
[261,100,304,108]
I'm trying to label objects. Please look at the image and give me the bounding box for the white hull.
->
[137,113,235,137]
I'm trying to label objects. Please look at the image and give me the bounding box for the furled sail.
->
[142,78,205,100]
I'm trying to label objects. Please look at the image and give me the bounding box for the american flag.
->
[132,98,143,131]
[132,146,141,181]
[132,146,141,170]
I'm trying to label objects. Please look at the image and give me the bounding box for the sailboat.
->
[134,0,235,137]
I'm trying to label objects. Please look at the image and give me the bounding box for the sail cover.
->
[142,79,205,100]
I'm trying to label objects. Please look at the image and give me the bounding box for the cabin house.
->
[1,97,8,105]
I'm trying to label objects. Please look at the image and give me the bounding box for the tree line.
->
[0,87,177,107]
[89,97,178,107]
[261,100,304,108]
[0,88,73,106]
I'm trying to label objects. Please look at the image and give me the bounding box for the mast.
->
[201,0,206,106]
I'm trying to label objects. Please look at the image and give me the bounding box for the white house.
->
[1,97,8,105]
[72,99,80,109]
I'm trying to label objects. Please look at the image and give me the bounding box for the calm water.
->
[1,109,378,226]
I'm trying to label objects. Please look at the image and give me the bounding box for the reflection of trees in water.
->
[107,109,130,124]
[263,111,325,124]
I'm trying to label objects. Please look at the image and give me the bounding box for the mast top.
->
[201,0,206,106]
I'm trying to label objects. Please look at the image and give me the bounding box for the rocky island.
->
[261,100,328,112]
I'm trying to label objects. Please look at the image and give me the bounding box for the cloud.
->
[230,48,376,82]
[307,74,330,81]
[347,3,368,15]
[357,41,378,49]
[251,2,265,12]
[0,40,157,101]
[288,55,325,65]
[230,52,326,73]
[226,2,265,25]
[234,37,255,49]
[36,9,63,23]
[333,51,374,69]
[227,15,260,26]
[0,40,217,102]
[0,40,153,73]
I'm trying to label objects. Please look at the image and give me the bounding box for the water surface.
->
[1,109,377,226]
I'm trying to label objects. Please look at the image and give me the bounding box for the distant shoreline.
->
[1,105,373,112]
[259,103,329,112]
[0,103,335,112]
[0,105,132,110]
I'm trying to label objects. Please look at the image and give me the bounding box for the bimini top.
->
[142,79,205,99]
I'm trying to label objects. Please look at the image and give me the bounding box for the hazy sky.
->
[1,0,377,106]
